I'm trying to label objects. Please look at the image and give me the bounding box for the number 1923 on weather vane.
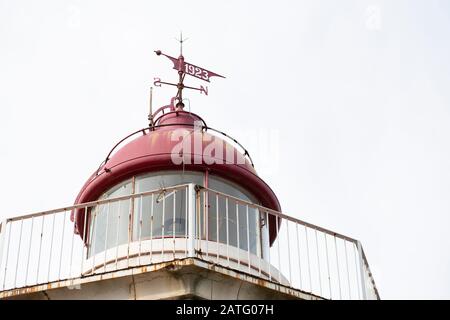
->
[153,39,225,103]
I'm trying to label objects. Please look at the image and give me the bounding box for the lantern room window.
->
[87,171,265,258]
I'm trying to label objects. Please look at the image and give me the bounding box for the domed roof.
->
[72,108,281,243]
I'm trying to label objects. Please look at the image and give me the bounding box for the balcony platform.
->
[0,257,322,300]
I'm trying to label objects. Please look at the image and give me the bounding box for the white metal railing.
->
[0,183,379,299]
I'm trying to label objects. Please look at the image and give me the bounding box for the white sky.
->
[1,0,450,299]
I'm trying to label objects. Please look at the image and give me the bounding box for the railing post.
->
[0,220,6,280]
[357,241,368,300]
[187,184,196,257]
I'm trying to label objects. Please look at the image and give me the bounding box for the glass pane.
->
[89,181,131,257]
[88,172,204,256]
[206,176,260,255]
[134,189,189,240]
[134,171,204,240]
[208,176,254,203]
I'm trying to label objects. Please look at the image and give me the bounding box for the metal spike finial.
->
[175,31,188,57]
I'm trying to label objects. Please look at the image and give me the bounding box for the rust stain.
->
[0,257,322,300]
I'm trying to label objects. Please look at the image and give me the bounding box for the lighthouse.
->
[0,42,379,300]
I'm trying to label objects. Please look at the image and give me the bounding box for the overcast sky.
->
[1,0,450,299]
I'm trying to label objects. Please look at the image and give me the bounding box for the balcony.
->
[0,184,379,300]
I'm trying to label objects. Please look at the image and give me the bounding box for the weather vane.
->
[153,33,225,109]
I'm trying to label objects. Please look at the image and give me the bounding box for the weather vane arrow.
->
[154,49,225,83]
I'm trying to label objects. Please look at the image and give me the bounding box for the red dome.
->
[72,110,281,242]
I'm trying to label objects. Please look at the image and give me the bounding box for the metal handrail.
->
[200,186,358,243]
[0,183,379,299]
[93,123,256,179]
[5,184,191,223]
[198,186,380,300]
